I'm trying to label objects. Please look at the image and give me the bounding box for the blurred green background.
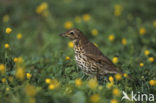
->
[0,0,156,103]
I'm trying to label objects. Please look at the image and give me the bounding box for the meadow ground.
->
[0,0,156,103]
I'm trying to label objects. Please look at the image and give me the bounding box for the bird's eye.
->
[70,31,74,35]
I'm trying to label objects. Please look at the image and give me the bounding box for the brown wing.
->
[83,42,118,74]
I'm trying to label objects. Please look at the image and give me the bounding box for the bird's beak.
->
[59,33,66,37]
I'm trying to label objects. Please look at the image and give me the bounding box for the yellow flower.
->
[0,64,5,73]
[109,76,114,82]
[48,84,55,90]
[106,82,114,89]
[148,57,154,62]
[114,4,123,16]
[36,2,48,14]
[144,50,150,56]
[26,73,32,79]
[6,27,12,34]
[13,57,18,62]
[90,94,100,103]
[112,57,118,64]
[15,68,25,80]
[115,73,122,80]
[123,73,128,78]
[153,21,156,27]
[29,97,36,103]
[48,79,60,90]
[139,27,146,35]
[68,41,74,48]
[75,78,82,87]
[121,38,127,45]
[91,29,98,36]
[3,15,9,23]
[108,34,115,41]
[64,21,73,29]
[25,84,36,97]
[149,80,156,86]
[112,88,120,96]
[140,62,144,67]
[6,87,10,91]
[17,57,24,63]
[65,56,70,60]
[17,33,22,40]
[82,14,91,21]
[4,43,10,48]
[45,78,51,84]
[88,77,98,89]
[1,78,6,83]
[75,16,81,23]
[110,99,118,103]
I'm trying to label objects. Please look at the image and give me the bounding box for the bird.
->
[59,28,119,78]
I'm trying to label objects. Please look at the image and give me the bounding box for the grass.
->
[0,0,156,103]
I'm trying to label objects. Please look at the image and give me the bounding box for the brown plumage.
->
[60,28,119,78]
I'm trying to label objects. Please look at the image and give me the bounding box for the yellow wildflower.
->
[75,16,81,23]
[110,99,118,103]
[36,2,48,14]
[6,27,12,34]
[140,62,144,67]
[64,21,73,29]
[90,94,100,103]
[91,29,98,36]
[121,38,127,45]
[114,4,123,16]
[26,73,32,79]
[29,97,36,103]
[139,27,146,35]
[6,87,10,91]
[82,14,91,21]
[148,57,154,62]
[0,64,5,73]
[106,82,114,89]
[123,73,128,78]
[88,77,98,89]
[115,73,122,80]
[109,76,114,82]
[153,21,156,27]
[25,84,36,97]
[48,84,55,90]
[17,57,24,63]
[13,57,18,62]
[15,68,25,80]
[65,56,70,60]
[112,57,118,64]
[3,15,9,23]
[45,78,51,84]
[1,78,6,83]
[75,78,82,87]
[144,50,150,56]
[4,43,10,48]
[68,41,74,48]
[108,34,115,41]
[112,88,120,96]
[17,33,22,40]
[149,80,156,86]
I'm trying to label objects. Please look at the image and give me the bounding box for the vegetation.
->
[0,0,156,103]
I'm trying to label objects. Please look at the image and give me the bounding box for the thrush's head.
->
[59,28,83,40]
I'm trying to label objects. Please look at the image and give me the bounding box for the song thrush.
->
[60,28,119,78]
